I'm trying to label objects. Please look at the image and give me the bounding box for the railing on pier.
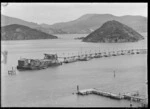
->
[58,49,147,63]
[76,87,147,103]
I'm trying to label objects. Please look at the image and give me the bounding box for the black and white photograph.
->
[1,2,148,107]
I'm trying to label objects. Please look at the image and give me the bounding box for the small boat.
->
[63,56,77,63]
[103,54,108,57]
[79,56,91,61]
[94,53,101,58]
[8,67,16,75]
[121,52,125,55]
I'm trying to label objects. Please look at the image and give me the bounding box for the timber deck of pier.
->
[59,49,147,63]
[17,49,147,71]
[76,88,147,102]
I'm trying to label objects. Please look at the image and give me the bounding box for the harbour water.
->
[1,33,147,107]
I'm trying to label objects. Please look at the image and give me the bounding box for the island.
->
[82,20,144,43]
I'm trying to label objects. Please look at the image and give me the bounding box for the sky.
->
[1,3,147,25]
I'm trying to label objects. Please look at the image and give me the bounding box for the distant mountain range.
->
[1,15,39,28]
[1,15,67,34]
[50,14,147,34]
[1,14,147,34]
[1,24,57,40]
[83,20,144,43]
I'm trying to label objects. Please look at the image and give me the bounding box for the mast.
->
[114,70,116,78]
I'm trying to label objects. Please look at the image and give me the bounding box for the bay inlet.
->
[1,33,147,107]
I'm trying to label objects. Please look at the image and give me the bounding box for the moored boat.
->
[63,56,77,63]
[17,54,62,70]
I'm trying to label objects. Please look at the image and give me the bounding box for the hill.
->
[82,20,144,43]
[1,24,58,40]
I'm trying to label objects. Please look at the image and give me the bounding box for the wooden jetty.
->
[58,49,147,64]
[76,87,146,102]
[17,49,147,71]
[123,92,146,102]
[77,88,124,100]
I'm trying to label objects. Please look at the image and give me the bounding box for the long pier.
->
[58,49,147,63]
[16,48,147,71]
[76,88,147,103]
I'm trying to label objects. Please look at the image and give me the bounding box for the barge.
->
[17,54,62,70]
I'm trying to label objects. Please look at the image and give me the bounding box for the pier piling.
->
[59,49,146,64]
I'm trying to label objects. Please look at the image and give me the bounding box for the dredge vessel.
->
[17,54,62,70]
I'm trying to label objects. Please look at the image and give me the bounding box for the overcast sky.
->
[1,3,147,25]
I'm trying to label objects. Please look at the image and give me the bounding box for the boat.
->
[17,54,62,70]
[8,67,16,75]
[131,50,135,54]
[63,56,77,63]
[121,52,125,55]
[94,53,101,58]
[78,56,91,61]
[103,53,108,57]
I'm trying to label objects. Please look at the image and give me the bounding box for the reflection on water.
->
[1,34,147,107]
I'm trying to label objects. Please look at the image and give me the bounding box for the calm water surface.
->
[1,34,147,107]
